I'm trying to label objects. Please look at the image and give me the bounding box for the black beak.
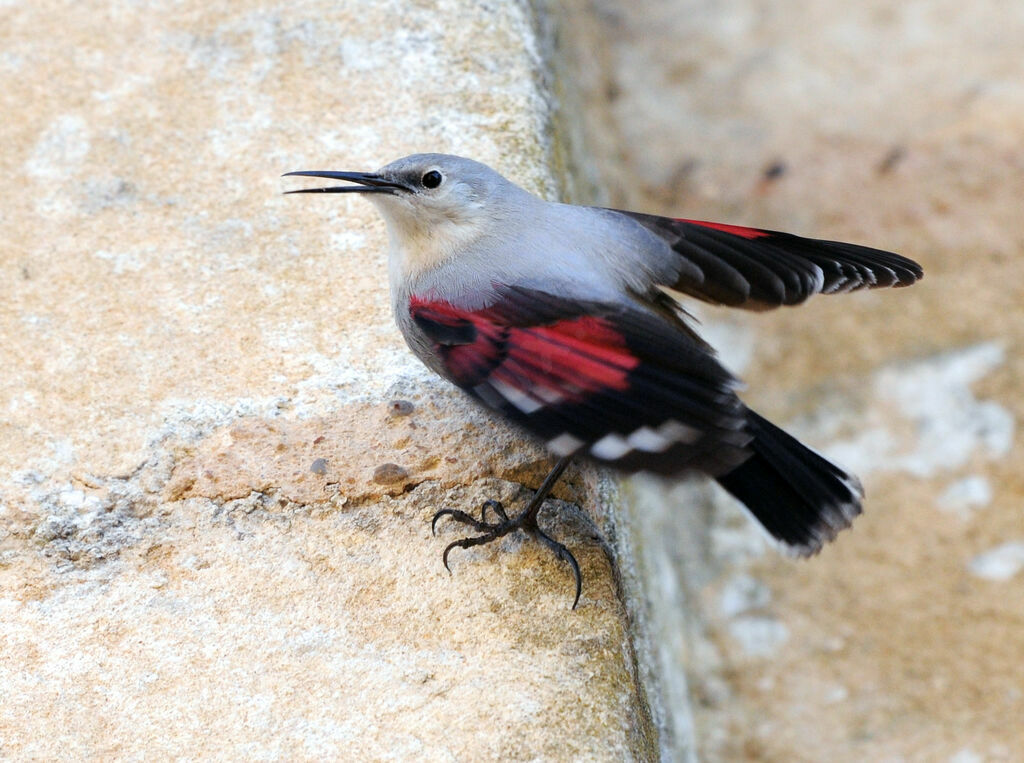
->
[282,170,408,194]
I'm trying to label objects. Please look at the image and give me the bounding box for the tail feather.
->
[716,410,863,555]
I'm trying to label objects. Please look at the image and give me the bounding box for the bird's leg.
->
[431,456,582,608]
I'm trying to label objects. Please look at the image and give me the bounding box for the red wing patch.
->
[408,288,748,474]
[409,297,638,405]
[674,219,772,240]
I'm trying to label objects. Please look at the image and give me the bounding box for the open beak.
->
[282,170,408,195]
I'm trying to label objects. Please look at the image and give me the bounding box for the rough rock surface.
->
[565,0,1024,759]
[0,1,654,758]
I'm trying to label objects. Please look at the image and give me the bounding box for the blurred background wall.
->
[554,0,1024,759]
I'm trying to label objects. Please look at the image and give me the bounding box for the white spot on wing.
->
[473,383,505,409]
[657,419,702,445]
[548,432,583,456]
[591,433,631,460]
[592,419,703,461]
[810,264,826,292]
[627,426,672,453]
[490,378,542,414]
[534,385,567,404]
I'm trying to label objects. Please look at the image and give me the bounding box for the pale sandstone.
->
[0,1,655,758]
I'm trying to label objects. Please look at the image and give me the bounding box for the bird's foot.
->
[431,498,582,609]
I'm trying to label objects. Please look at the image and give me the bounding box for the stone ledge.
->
[0,1,655,758]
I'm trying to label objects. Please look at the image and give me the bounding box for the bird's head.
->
[285,153,529,278]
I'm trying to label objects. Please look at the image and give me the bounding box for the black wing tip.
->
[799,236,924,286]
[895,259,925,285]
[720,468,864,556]
[777,492,864,557]
[716,411,865,554]
[620,209,924,303]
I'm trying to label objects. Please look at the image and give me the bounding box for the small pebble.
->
[388,400,415,417]
[878,145,907,174]
[310,458,328,475]
[373,463,409,484]
[762,160,786,181]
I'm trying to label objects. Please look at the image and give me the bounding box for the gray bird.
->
[285,154,923,607]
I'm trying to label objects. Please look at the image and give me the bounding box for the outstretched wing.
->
[618,211,923,310]
[409,286,752,476]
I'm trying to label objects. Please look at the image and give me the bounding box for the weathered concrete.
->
[0,1,656,758]
[562,0,1024,759]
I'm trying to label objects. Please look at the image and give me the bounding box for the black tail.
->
[716,410,863,555]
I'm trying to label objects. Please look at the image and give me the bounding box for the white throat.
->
[373,196,497,293]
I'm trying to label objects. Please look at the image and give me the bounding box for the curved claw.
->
[442,534,491,573]
[431,508,457,536]
[432,507,487,535]
[534,528,583,610]
[480,499,508,524]
[442,540,458,573]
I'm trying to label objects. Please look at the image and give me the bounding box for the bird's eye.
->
[421,170,443,189]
